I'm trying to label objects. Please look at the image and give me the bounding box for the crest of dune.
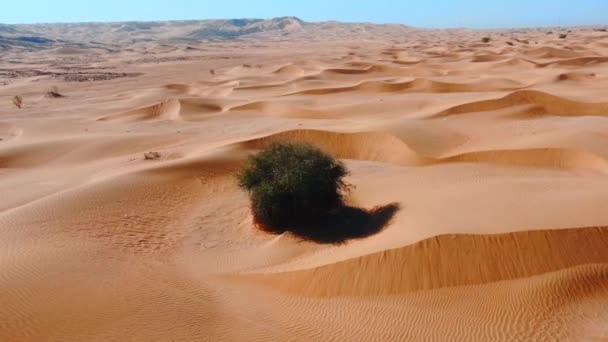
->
[98,98,182,122]
[436,90,608,117]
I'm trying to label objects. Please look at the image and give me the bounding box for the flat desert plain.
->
[1,22,608,341]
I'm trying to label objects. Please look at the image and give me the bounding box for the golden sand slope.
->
[243,227,608,296]
[1,28,608,341]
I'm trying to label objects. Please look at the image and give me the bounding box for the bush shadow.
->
[257,202,401,245]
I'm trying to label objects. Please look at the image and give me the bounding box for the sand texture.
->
[1,22,608,341]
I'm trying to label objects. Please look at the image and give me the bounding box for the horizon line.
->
[1,16,606,31]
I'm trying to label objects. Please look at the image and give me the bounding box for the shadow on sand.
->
[257,203,401,245]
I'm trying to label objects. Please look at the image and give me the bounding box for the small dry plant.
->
[46,86,64,98]
[144,152,161,160]
[12,95,23,109]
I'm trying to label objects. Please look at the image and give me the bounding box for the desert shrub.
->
[238,142,350,232]
[481,37,491,43]
[46,86,64,98]
[559,34,568,39]
[12,95,22,108]
[144,151,161,160]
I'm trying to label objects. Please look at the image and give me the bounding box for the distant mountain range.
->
[0,17,412,51]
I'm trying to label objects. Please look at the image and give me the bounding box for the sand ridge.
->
[1,25,608,341]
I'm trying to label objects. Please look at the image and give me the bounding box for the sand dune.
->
[443,148,608,172]
[166,81,238,98]
[230,101,327,119]
[0,123,22,140]
[287,77,523,96]
[435,90,608,117]
[165,83,207,95]
[0,135,187,168]
[1,24,608,341]
[523,46,586,59]
[495,57,539,68]
[98,98,182,122]
[271,64,308,77]
[240,130,608,172]
[244,227,608,295]
[539,56,608,67]
[98,98,228,122]
[241,129,426,165]
[321,64,408,76]
[471,54,510,62]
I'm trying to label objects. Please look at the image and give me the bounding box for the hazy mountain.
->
[0,17,412,50]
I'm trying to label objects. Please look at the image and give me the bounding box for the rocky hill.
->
[0,17,412,51]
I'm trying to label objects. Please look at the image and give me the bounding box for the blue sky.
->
[2,0,607,28]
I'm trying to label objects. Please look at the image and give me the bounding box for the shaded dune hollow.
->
[241,227,608,297]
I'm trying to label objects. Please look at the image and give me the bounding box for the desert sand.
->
[1,19,608,341]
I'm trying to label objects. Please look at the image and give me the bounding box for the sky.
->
[1,0,607,29]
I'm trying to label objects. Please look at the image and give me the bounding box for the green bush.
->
[238,142,350,232]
